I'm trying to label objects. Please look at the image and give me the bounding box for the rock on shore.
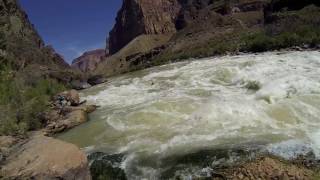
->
[0,133,91,180]
[45,90,97,135]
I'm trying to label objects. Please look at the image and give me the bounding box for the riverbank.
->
[2,51,320,179]
[0,89,96,179]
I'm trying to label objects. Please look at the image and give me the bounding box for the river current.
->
[59,51,320,179]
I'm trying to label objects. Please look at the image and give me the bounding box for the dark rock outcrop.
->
[72,49,108,73]
[88,152,127,180]
[87,75,108,86]
[71,80,92,90]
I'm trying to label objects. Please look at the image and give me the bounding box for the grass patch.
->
[241,26,320,52]
[154,37,238,65]
[0,62,66,136]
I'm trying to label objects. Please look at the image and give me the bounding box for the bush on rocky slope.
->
[0,62,66,136]
[241,25,320,52]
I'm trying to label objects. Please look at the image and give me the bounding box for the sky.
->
[19,0,122,63]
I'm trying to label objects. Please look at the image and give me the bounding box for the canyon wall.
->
[108,0,181,54]
[72,49,107,73]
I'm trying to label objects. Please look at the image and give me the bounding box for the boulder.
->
[53,89,80,106]
[0,136,19,163]
[71,80,92,90]
[88,152,127,180]
[44,109,88,135]
[65,105,98,114]
[87,75,108,86]
[0,133,91,180]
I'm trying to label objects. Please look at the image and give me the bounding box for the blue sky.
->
[19,0,122,63]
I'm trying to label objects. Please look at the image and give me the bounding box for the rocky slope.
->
[1,133,91,180]
[72,49,107,73]
[93,0,320,79]
[108,0,181,54]
[0,1,93,177]
[96,0,267,76]
[0,0,80,84]
[108,0,267,55]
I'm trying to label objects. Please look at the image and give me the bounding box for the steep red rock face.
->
[109,0,181,54]
[72,49,107,73]
[108,0,268,55]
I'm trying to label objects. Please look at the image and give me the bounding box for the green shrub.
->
[241,32,276,52]
[241,26,320,52]
[0,64,67,135]
[0,31,6,50]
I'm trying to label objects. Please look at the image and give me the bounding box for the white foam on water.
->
[309,131,320,158]
[59,51,320,179]
[266,139,312,159]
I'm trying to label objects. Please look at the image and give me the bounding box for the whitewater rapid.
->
[59,51,320,179]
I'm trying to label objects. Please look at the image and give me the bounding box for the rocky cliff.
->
[0,0,73,76]
[109,0,181,54]
[108,0,268,55]
[95,0,268,77]
[72,49,107,73]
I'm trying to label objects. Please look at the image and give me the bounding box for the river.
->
[59,51,320,179]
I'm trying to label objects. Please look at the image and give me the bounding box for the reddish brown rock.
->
[108,0,181,54]
[71,49,107,73]
[107,0,268,55]
[1,133,91,180]
[222,157,315,180]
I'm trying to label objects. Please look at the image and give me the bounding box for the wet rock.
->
[45,89,97,135]
[65,104,98,114]
[292,46,303,51]
[71,80,92,90]
[87,75,108,86]
[1,133,91,180]
[160,147,259,179]
[44,109,88,135]
[88,152,127,180]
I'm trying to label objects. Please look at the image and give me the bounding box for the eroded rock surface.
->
[0,133,91,180]
[109,0,181,54]
[44,90,97,135]
[221,157,315,180]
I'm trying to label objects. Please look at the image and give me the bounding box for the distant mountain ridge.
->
[71,49,108,73]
